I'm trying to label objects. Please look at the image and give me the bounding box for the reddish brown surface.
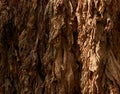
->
[0,0,120,94]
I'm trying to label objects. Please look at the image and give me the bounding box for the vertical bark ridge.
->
[76,0,120,93]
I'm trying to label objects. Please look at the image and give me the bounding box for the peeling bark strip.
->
[43,0,79,93]
[0,0,120,94]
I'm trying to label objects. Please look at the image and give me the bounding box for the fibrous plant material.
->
[76,0,120,93]
[0,0,120,94]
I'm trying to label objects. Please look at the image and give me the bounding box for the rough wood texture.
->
[76,0,120,93]
[0,0,120,94]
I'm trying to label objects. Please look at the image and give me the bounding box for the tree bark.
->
[77,0,120,93]
[0,0,120,94]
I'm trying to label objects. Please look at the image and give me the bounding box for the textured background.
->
[0,0,120,94]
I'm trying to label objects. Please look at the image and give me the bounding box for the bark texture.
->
[76,0,120,93]
[0,0,120,94]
